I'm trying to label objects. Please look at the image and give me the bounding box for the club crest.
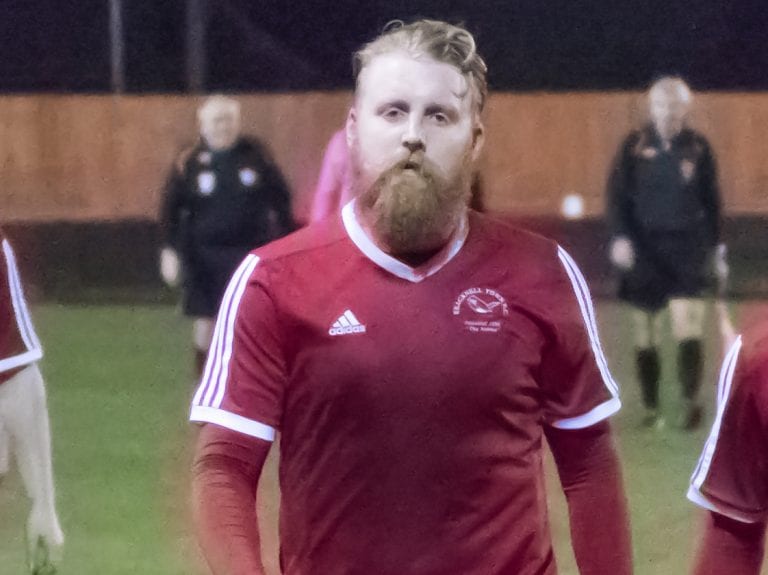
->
[239,167,260,187]
[197,171,216,195]
[680,159,696,183]
[453,288,509,333]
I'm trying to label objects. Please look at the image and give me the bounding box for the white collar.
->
[341,199,469,283]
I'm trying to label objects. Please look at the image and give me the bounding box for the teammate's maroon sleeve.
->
[546,421,633,575]
[0,233,43,382]
[689,336,768,523]
[191,254,286,436]
[192,423,272,575]
[692,512,766,575]
[688,333,768,574]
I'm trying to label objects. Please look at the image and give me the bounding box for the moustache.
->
[392,152,429,174]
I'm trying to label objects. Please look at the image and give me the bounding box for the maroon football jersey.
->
[191,202,621,574]
[0,232,43,383]
[689,329,768,523]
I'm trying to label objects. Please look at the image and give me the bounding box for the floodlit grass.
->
[0,301,765,574]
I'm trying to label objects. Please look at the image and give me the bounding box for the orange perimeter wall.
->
[2,91,767,222]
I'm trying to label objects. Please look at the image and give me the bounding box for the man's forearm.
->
[192,424,271,575]
[546,421,633,575]
[692,512,766,575]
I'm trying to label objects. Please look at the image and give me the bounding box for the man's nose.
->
[401,119,425,153]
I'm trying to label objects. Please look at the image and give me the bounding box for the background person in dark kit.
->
[159,95,295,377]
[606,77,727,430]
[190,19,631,575]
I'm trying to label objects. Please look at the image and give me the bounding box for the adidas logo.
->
[329,309,367,336]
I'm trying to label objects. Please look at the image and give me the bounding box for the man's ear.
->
[346,108,357,150]
[470,123,485,162]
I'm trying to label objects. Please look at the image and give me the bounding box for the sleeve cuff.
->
[550,396,622,430]
[190,405,276,442]
[0,348,43,374]
[687,485,766,524]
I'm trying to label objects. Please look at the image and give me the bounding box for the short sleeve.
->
[190,254,286,442]
[538,246,621,429]
[688,336,768,523]
[0,238,43,376]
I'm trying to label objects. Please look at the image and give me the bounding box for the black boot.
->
[195,349,208,380]
[637,347,663,428]
[678,338,703,430]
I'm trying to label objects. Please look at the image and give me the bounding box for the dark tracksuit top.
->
[605,125,722,309]
[160,136,295,315]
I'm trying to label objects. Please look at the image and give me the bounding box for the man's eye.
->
[382,109,404,120]
[431,113,449,124]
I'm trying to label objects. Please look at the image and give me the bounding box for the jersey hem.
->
[550,396,622,430]
[0,348,43,375]
[190,405,276,442]
[686,485,765,524]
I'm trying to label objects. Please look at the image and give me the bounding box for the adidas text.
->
[329,325,367,336]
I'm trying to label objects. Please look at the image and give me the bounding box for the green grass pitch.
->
[0,301,766,574]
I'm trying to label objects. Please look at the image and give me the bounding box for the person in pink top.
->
[309,128,354,222]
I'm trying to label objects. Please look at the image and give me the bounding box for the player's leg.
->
[631,307,665,428]
[669,297,706,429]
[192,317,215,378]
[0,418,10,478]
[0,364,64,570]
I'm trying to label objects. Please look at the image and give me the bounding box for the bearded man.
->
[190,20,632,575]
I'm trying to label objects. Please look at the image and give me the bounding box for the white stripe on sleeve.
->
[556,246,620,398]
[689,336,743,491]
[190,405,276,442]
[192,254,260,409]
[3,240,42,353]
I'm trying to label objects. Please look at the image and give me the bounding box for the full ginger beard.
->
[354,156,471,256]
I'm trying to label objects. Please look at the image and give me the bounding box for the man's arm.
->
[192,423,272,575]
[692,512,766,575]
[159,162,188,252]
[605,135,637,240]
[254,142,296,235]
[545,421,633,575]
[696,139,722,247]
[605,135,639,270]
[158,161,189,287]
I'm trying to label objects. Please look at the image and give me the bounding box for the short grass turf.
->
[0,301,766,574]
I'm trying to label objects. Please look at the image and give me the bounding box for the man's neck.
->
[355,204,466,268]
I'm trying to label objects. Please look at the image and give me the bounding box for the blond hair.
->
[353,20,488,116]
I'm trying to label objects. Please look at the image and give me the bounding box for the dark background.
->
[1,0,767,93]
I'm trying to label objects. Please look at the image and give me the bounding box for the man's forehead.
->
[205,107,236,119]
[357,52,470,107]
[649,85,691,105]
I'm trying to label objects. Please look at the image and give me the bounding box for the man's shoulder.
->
[672,127,710,153]
[739,329,768,394]
[621,128,645,149]
[251,218,348,265]
[236,137,273,162]
[470,211,559,260]
[174,142,204,173]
